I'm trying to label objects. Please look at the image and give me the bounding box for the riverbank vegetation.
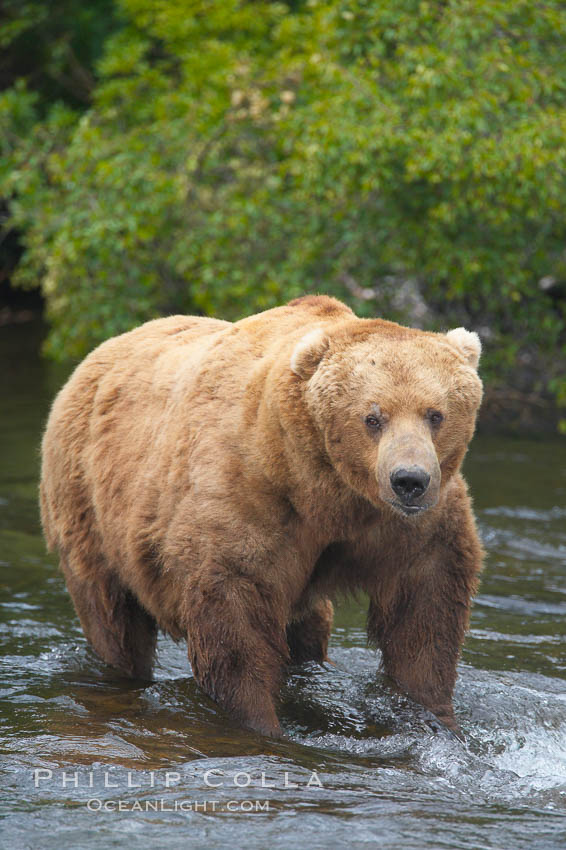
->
[1,1,566,430]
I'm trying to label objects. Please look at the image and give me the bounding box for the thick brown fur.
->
[40,296,484,736]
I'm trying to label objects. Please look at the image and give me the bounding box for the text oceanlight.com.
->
[33,768,324,814]
[87,799,271,812]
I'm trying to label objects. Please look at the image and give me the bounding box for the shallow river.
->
[1,321,565,849]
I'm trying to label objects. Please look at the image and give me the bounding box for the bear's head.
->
[291,321,482,517]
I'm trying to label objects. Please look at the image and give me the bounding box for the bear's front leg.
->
[183,565,291,736]
[367,510,483,734]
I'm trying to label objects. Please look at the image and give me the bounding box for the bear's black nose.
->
[390,467,431,504]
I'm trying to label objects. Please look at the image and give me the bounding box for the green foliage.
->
[2,0,566,390]
[0,0,119,107]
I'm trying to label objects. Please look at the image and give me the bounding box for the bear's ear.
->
[446,327,482,369]
[290,327,330,379]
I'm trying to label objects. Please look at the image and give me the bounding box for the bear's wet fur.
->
[40,296,484,736]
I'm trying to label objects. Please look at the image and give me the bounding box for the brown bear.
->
[40,295,483,737]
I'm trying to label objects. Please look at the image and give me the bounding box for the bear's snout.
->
[376,422,441,517]
[390,466,431,505]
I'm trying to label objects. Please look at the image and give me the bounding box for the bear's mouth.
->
[388,500,428,517]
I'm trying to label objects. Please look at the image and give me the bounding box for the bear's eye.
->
[426,409,444,427]
[365,415,382,431]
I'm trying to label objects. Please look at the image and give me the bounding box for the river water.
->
[1,321,565,849]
